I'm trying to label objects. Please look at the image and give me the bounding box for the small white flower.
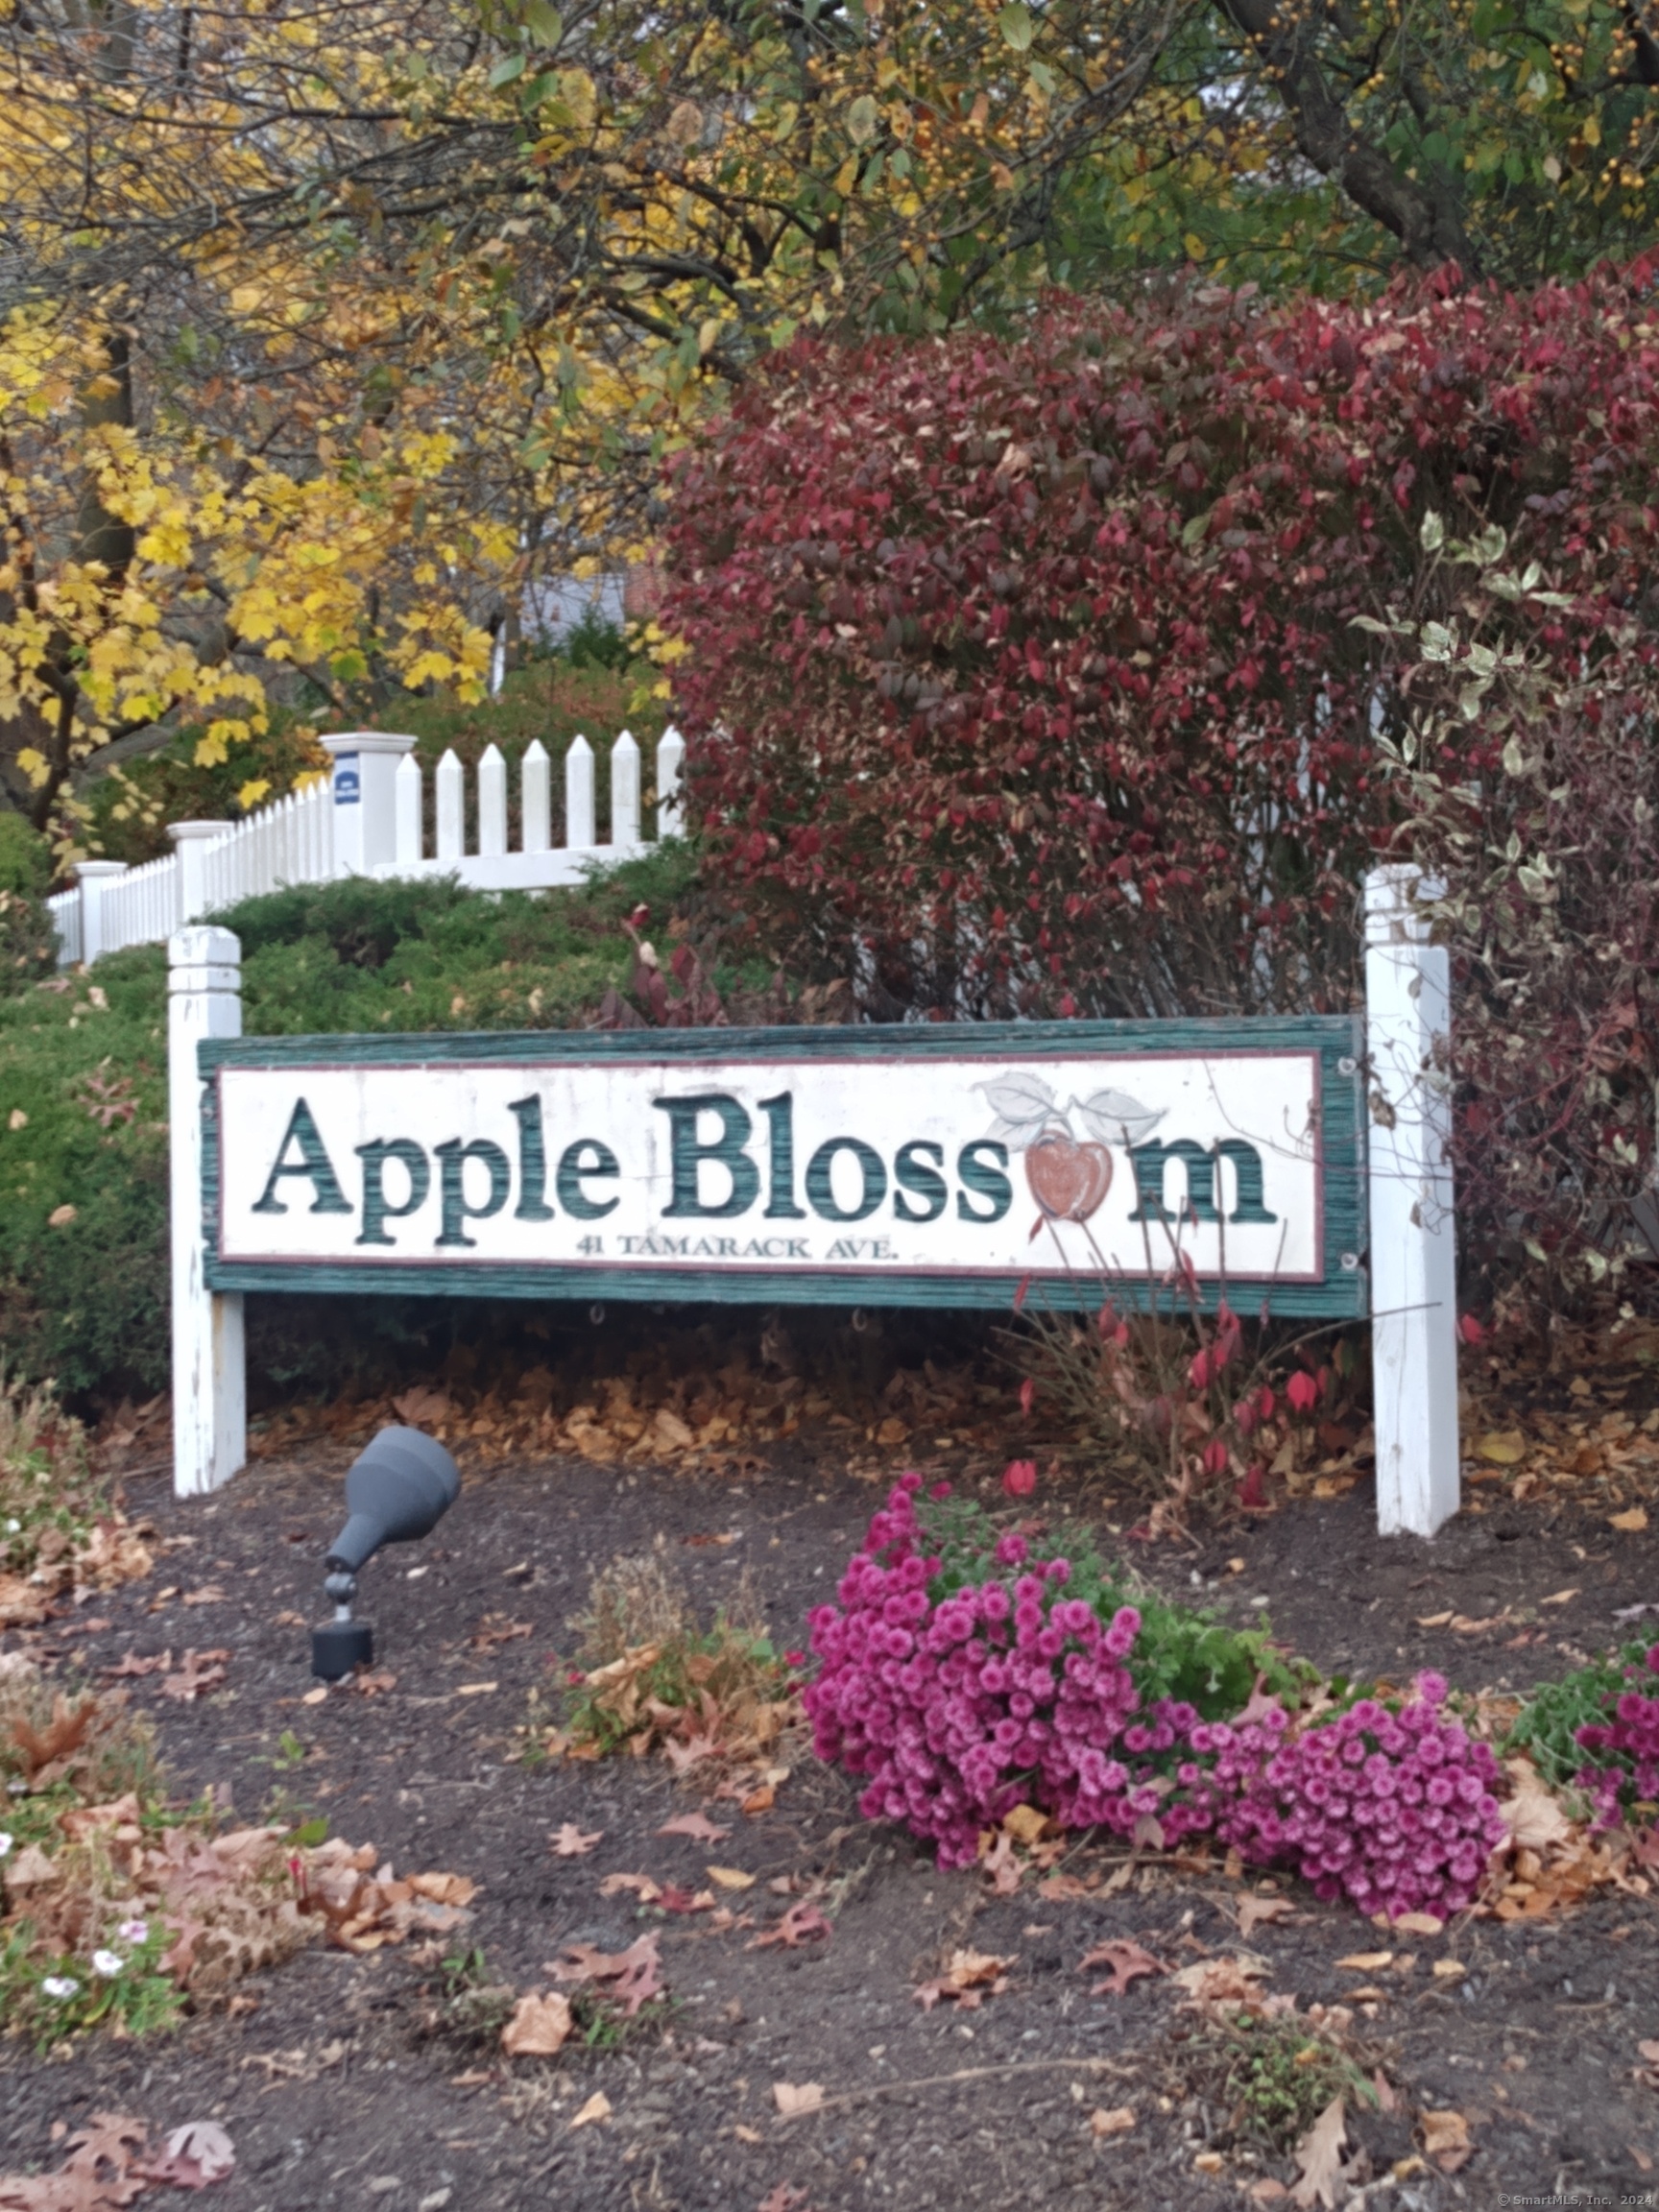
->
[4,1516,18,1532]
[91,1950,124,1979]
[0,1831,12,1857]
[116,1918,148,1945]
[7,1779,25,1795]
[40,1975,79,2001]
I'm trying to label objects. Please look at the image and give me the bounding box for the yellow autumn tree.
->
[0,0,1651,840]
[0,0,1192,835]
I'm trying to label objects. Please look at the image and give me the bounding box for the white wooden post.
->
[477,742,508,856]
[76,860,128,966]
[612,728,640,848]
[1365,862,1460,1537]
[320,732,417,876]
[168,926,246,1497]
[565,734,595,850]
[657,726,685,836]
[435,749,465,862]
[169,821,232,925]
[395,754,423,865]
[521,739,551,853]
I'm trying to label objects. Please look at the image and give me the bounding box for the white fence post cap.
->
[75,860,128,880]
[168,925,242,985]
[168,820,234,846]
[318,731,418,758]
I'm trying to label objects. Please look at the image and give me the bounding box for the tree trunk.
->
[1214,0,1479,274]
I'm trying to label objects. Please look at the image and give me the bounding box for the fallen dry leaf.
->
[241,2042,346,2087]
[1421,2108,1473,2172]
[1390,1911,1445,1936]
[0,2110,152,2210]
[1037,1873,1093,1902]
[1502,1760,1573,1851]
[1173,1954,1270,2008]
[1079,1939,1166,1998]
[568,2092,612,2131]
[1413,1611,1454,1629]
[707,1865,757,1891]
[981,1831,1022,1896]
[101,1650,171,1680]
[757,2187,809,2212]
[1001,1803,1049,1847]
[549,1824,602,1858]
[1237,1895,1294,1937]
[548,1934,663,2016]
[598,1872,661,1903]
[657,1884,715,1914]
[657,1811,730,1843]
[135,2121,236,2190]
[914,1947,1015,2011]
[1290,2096,1347,2209]
[1540,1587,1580,1606]
[1612,1507,1649,1533]
[158,1649,228,1703]
[772,2082,825,2118]
[469,1615,532,1649]
[1475,1430,1526,1465]
[393,1384,451,1429]
[740,1783,776,1816]
[749,1900,832,1952]
[407,1871,478,1909]
[1334,1951,1393,1972]
[1089,2105,1135,2138]
[501,1992,573,2057]
[1431,1960,1466,1982]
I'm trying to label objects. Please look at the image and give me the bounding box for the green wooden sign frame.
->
[199,1014,1367,1319]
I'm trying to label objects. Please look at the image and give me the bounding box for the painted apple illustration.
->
[1024,1123,1114,1222]
[974,1072,1166,1228]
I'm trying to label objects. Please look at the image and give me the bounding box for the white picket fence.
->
[48,726,685,966]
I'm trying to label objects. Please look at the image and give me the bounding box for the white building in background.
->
[522,572,629,647]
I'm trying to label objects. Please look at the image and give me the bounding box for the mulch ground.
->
[5,1427,1659,2211]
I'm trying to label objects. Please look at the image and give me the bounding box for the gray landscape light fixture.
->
[312,1426,461,1680]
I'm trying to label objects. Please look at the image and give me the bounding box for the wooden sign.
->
[200,1018,1365,1316]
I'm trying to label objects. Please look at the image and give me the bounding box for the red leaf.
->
[1078,1939,1166,1996]
[748,1899,833,1950]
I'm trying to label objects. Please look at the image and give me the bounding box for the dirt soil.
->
[5,1436,1659,2212]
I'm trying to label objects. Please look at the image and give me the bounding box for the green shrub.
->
[0,816,61,986]
[555,604,633,671]
[0,952,172,1398]
[1503,1643,1652,1793]
[0,847,709,1404]
[0,813,51,898]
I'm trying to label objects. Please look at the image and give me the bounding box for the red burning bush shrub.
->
[661,265,1659,1016]
[661,262,1659,1299]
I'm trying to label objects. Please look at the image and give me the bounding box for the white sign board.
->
[204,1035,1356,1306]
